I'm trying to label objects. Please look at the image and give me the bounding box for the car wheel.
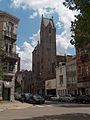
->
[82,100,86,104]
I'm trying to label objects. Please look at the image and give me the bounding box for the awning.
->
[77,82,90,88]
[4,81,12,88]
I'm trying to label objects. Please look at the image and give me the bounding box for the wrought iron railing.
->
[3,30,16,40]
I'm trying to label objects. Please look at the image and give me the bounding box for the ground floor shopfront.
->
[0,80,15,101]
[77,81,90,95]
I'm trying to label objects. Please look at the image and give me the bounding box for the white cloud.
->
[29,12,38,19]
[12,0,79,69]
[29,30,40,47]
[56,22,63,30]
[56,32,74,55]
[11,0,78,52]
[16,30,40,71]
[16,41,34,70]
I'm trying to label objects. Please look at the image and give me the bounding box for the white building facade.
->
[56,63,68,96]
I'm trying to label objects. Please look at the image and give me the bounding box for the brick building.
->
[32,15,56,96]
[76,44,90,95]
[0,11,19,101]
[15,70,32,93]
[32,15,69,96]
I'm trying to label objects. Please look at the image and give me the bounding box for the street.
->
[0,101,90,120]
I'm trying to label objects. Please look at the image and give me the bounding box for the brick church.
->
[32,15,66,96]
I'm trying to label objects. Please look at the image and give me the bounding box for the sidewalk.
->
[0,101,33,111]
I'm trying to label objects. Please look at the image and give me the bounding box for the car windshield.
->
[25,93,32,97]
[33,95,43,99]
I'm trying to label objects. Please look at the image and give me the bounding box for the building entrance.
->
[3,85,10,101]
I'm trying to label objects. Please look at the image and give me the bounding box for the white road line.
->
[32,105,53,108]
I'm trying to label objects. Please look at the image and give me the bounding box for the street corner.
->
[0,101,33,111]
[7,102,33,110]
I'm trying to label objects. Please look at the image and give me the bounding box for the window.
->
[41,58,43,63]
[9,63,14,72]
[7,22,14,37]
[60,67,62,73]
[6,44,8,52]
[9,22,13,32]
[41,65,43,70]
[52,63,55,73]
[49,27,51,33]
[59,75,63,85]
[9,44,12,53]
[5,44,12,53]
[80,66,89,76]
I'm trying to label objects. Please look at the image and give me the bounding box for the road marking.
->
[32,104,53,108]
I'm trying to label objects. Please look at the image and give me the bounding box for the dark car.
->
[21,93,32,102]
[14,93,22,101]
[28,94,45,104]
[75,95,90,103]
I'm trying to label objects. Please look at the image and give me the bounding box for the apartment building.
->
[66,57,77,95]
[56,56,77,96]
[76,44,90,95]
[56,62,67,96]
[0,11,19,101]
[15,70,32,93]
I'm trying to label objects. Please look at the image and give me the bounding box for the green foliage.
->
[64,0,90,48]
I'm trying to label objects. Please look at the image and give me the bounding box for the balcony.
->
[5,52,19,60]
[3,71,15,76]
[3,30,16,40]
[3,65,16,76]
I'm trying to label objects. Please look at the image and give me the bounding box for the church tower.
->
[40,15,56,80]
[32,15,56,96]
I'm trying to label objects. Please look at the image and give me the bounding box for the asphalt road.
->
[0,101,90,120]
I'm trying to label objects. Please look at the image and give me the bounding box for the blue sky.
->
[0,0,78,70]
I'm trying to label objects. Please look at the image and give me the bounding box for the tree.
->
[64,0,90,49]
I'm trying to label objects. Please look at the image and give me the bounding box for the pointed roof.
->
[42,16,55,28]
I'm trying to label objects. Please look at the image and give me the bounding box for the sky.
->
[0,0,78,70]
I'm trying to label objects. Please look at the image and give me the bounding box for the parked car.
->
[74,95,90,103]
[14,93,22,101]
[28,94,45,104]
[59,94,76,102]
[45,94,55,100]
[21,93,32,102]
[50,95,60,101]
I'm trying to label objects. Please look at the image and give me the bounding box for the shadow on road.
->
[45,101,90,108]
[13,113,90,120]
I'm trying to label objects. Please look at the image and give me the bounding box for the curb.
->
[0,102,33,111]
